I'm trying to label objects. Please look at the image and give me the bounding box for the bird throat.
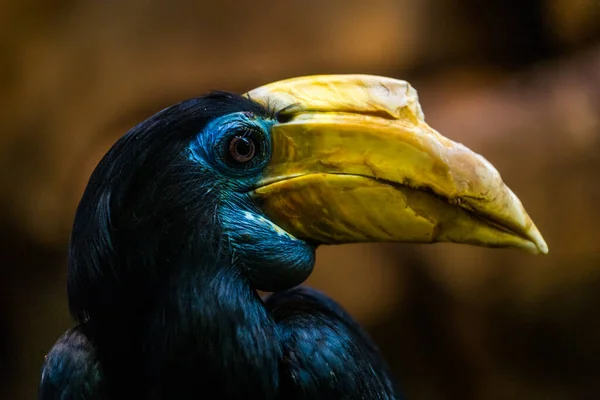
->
[139,263,282,397]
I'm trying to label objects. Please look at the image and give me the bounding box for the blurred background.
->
[1,0,599,399]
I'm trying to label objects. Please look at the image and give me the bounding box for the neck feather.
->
[142,259,282,396]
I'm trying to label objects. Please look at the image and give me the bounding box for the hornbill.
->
[39,75,548,399]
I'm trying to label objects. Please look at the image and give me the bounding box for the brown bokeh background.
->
[2,1,599,399]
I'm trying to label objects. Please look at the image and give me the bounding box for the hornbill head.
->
[68,75,547,323]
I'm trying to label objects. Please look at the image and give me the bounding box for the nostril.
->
[274,103,300,123]
[276,113,294,124]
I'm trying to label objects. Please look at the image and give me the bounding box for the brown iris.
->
[228,134,256,163]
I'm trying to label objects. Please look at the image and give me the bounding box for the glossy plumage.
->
[39,92,400,399]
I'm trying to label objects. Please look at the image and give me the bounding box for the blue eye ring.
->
[214,124,270,176]
[189,112,273,178]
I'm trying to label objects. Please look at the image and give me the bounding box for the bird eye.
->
[227,131,258,164]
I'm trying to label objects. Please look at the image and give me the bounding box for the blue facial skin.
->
[188,111,315,291]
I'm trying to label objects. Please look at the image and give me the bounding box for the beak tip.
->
[534,238,549,255]
[525,226,549,255]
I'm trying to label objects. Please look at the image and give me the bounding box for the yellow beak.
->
[244,75,548,255]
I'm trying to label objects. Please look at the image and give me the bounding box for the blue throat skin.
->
[39,92,400,399]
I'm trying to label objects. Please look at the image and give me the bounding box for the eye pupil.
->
[236,137,252,156]
[229,134,256,163]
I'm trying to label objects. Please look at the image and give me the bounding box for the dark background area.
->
[1,0,599,399]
